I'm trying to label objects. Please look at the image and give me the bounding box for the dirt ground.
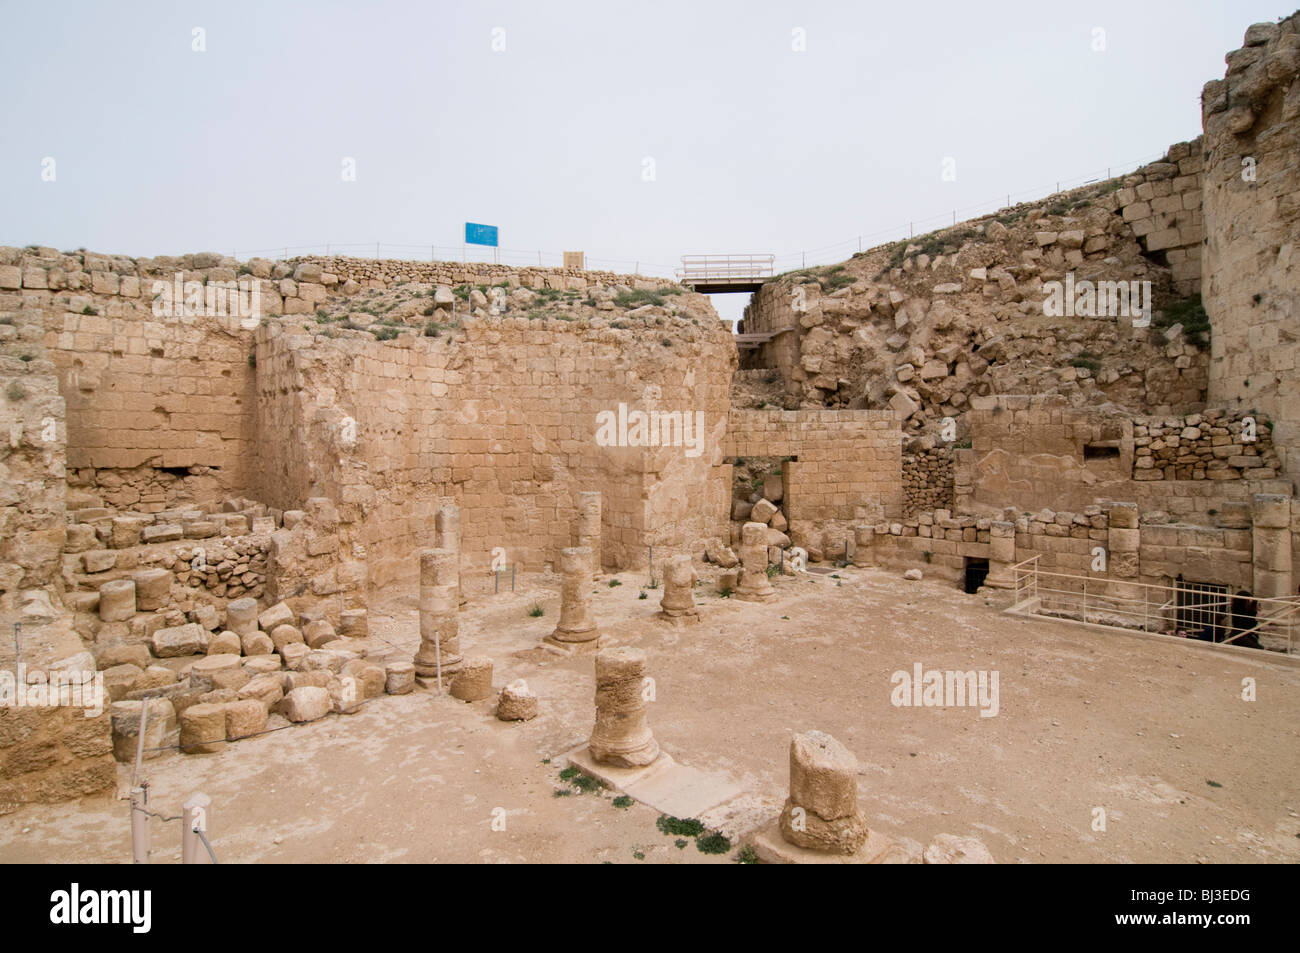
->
[2,564,1298,864]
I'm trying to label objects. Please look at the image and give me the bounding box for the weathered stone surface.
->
[449,656,494,701]
[110,698,177,762]
[497,678,538,721]
[179,703,226,754]
[589,648,658,767]
[385,660,415,695]
[258,601,294,632]
[224,699,268,739]
[280,686,331,723]
[150,622,204,658]
[98,579,136,622]
[207,630,242,655]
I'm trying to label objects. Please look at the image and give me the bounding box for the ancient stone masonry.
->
[1111,140,1206,296]
[778,730,870,854]
[658,553,699,622]
[545,547,600,652]
[284,255,677,296]
[1203,14,1300,473]
[414,548,462,680]
[1133,409,1280,481]
[588,647,658,767]
[735,146,1211,428]
[902,443,955,517]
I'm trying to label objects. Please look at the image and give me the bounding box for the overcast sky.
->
[0,0,1282,320]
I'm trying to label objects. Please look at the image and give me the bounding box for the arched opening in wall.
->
[963,557,989,594]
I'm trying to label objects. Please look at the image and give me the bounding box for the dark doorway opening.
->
[963,557,989,594]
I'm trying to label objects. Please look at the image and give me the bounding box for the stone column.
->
[577,490,602,578]
[734,521,776,603]
[545,546,600,652]
[778,730,869,854]
[983,520,1016,588]
[852,524,873,568]
[588,647,659,767]
[414,548,462,679]
[435,504,466,608]
[1251,494,1293,599]
[658,554,698,621]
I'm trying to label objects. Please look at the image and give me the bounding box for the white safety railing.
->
[1010,556,1298,655]
[678,254,775,282]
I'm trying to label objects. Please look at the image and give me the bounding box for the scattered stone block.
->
[497,679,538,721]
[180,703,227,754]
[384,661,415,695]
[280,686,331,723]
[150,622,204,658]
[258,600,294,632]
[207,630,242,656]
[110,698,177,762]
[225,699,269,740]
[132,568,172,611]
[449,656,494,702]
[98,579,136,622]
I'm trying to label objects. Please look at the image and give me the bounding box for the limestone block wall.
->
[253,315,735,583]
[285,255,675,294]
[963,396,1290,521]
[1133,409,1280,481]
[723,409,903,549]
[0,303,67,593]
[3,245,262,498]
[1203,14,1300,475]
[863,501,1265,597]
[1113,139,1205,295]
[902,445,954,516]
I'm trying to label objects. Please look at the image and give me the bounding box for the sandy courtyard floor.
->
[2,565,1298,864]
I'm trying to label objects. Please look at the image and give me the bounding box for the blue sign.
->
[465,222,499,247]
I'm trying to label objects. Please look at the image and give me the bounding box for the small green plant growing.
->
[719,587,732,598]
[608,578,622,587]
[656,816,705,838]
[674,839,688,849]
[765,564,780,578]
[647,577,659,590]
[424,322,441,337]
[612,795,633,809]
[632,850,645,861]
[528,604,544,618]
[923,551,932,563]
[696,831,732,854]
[638,590,647,600]
[81,305,96,315]
[661,338,672,348]
[1207,779,1222,788]
[553,788,573,797]
[735,844,759,864]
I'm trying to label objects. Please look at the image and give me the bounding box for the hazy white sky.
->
[0,0,1282,320]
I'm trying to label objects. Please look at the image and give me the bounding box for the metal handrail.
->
[1010,561,1298,654]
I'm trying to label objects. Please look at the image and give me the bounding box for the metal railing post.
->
[182,793,213,864]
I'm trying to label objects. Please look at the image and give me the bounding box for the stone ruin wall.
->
[738,140,1211,427]
[902,445,954,517]
[863,498,1277,599]
[253,315,735,584]
[962,396,1291,522]
[1203,13,1300,474]
[723,408,902,555]
[284,254,678,296]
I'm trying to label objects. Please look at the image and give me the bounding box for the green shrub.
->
[528,604,544,617]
